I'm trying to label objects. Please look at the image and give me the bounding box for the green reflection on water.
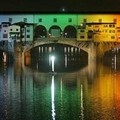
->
[0,60,120,120]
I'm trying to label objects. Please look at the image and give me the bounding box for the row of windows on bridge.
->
[2,34,31,39]
[79,35,115,39]
[7,27,115,34]
[1,29,30,32]
[34,18,117,24]
[87,24,115,28]
[7,17,117,24]
[8,18,73,23]
[80,29,116,33]
[8,17,75,23]
[8,28,116,34]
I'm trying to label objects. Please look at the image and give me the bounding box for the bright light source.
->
[60,7,67,12]
[62,8,65,12]
[51,56,55,61]
[50,55,55,72]
[80,23,83,26]
[65,33,67,35]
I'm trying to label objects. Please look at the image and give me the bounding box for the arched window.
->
[63,25,77,38]
[49,25,62,37]
[34,25,47,38]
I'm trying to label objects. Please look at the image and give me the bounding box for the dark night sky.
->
[0,0,120,13]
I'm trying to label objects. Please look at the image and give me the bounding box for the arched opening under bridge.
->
[25,43,88,72]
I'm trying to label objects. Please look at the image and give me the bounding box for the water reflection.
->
[80,84,84,120]
[1,58,120,119]
[51,76,56,120]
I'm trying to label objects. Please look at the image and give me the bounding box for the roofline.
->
[1,22,11,25]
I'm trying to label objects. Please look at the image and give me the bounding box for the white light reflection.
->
[51,75,56,120]
[49,55,51,66]
[51,56,55,72]
[65,54,67,67]
[114,54,116,72]
[80,84,84,120]
[49,55,55,72]
[60,78,63,102]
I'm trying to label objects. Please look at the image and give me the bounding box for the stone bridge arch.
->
[14,38,107,65]
[95,42,120,57]
[23,39,97,66]
[24,39,89,53]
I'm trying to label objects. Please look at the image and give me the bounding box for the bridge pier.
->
[87,58,97,83]
[24,51,31,66]
[14,43,25,67]
[86,43,97,83]
[88,42,96,63]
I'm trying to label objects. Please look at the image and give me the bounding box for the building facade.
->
[0,14,120,42]
[77,22,116,41]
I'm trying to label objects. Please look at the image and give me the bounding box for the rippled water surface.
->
[0,59,120,120]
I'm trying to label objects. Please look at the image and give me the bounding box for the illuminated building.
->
[0,14,120,42]
[8,25,20,40]
[0,22,11,41]
[77,22,116,42]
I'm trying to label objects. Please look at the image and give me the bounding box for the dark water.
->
[0,56,120,120]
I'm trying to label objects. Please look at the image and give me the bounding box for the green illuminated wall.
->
[34,14,78,30]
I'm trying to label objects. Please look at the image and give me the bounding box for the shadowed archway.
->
[63,25,77,38]
[34,25,47,38]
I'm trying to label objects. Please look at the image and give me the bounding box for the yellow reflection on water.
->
[85,63,120,120]
[113,73,120,119]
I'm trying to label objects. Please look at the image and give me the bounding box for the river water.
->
[0,55,120,120]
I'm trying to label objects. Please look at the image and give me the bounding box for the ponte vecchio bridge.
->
[13,37,120,66]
